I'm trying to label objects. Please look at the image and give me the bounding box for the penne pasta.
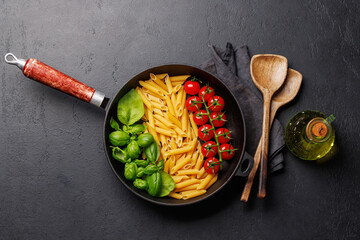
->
[143,89,166,100]
[171,93,178,115]
[137,73,220,200]
[171,154,192,174]
[176,169,200,175]
[204,174,218,190]
[147,108,155,129]
[167,112,182,129]
[181,106,189,132]
[195,153,204,170]
[169,75,191,82]
[181,190,207,200]
[146,93,163,104]
[176,183,200,192]
[154,119,173,132]
[168,192,182,200]
[196,167,206,179]
[197,173,216,190]
[165,142,194,156]
[139,81,165,97]
[175,179,201,189]
[150,73,168,92]
[164,159,170,173]
[136,87,153,111]
[165,95,176,116]
[147,125,160,145]
[155,127,175,137]
[171,175,189,183]
[155,73,168,80]
[154,114,176,129]
[151,101,167,111]
[164,74,173,94]
[145,79,169,95]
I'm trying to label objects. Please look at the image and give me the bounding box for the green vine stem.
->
[199,96,224,168]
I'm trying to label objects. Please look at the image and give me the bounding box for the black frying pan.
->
[5,53,249,206]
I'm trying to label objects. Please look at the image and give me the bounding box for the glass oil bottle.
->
[284,110,335,160]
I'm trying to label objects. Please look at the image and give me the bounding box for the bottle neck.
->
[305,117,332,143]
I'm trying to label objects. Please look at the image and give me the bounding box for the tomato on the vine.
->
[184,80,200,95]
[193,110,208,125]
[198,85,215,102]
[204,157,220,174]
[198,124,214,141]
[201,141,218,158]
[216,128,231,144]
[210,112,226,127]
[220,144,235,160]
[208,96,225,112]
[186,96,202,112]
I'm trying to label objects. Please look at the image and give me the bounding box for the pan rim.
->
[103,63,246,206]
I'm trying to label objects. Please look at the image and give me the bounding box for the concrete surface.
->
[1,0,359,239]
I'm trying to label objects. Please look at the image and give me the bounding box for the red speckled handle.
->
[23,59,95,103]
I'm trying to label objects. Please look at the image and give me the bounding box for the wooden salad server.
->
[250,54,288,198]
[241,68,303,202]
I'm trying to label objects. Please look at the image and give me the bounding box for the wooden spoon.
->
[250,54,288,198]
[241,68,303,202]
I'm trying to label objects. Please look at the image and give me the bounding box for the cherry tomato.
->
[201,141,218,158]
[220,144,235,160]
[193,110,208,125]
[198,86,215,102]
[204,157,220,174]
[198,124,214,141]
[186,96,202,112]
[184,80,200,95]
[210,112,226,127]
[216,128,231,144]
[208,96,225,112]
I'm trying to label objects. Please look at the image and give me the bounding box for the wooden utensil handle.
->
[23,58,96,102]
[241,104,278,202]
[241,138,262,202]
[258,93,271,198]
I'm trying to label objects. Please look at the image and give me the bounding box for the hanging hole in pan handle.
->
[236,151,254,177]
[4,53,26,69]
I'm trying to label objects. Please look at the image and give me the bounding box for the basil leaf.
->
[146,172,162,197]
[109,130,130,146]
[112,147,130,163]
[134,159,150,167]
[133,178,148,190]
[124,124,147,135]
[117,89,145,126]
[143,165,158,175]
[110,117,120,131]
[126,140,141,159]
[137,133,154,147]
[124,162,138,181]
[145,141,160,163]
[156,159,164,171]
[158,171,176,197]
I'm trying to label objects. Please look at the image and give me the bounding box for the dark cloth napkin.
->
[200,43,285,175]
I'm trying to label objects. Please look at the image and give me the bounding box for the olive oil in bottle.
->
[284,110,335,160]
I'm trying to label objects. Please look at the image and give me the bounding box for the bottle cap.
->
[306,117,332,143]
[311,122,328,138]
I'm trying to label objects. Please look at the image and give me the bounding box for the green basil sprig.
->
[145,141,160,163]
[111,147,130,163]
[109,130,130,146]
[124,162,138,181]
[117,89,144,126]
[126,140,141,159]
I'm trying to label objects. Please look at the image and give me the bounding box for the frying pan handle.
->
[236,151,254,177]
[4,53,107,108]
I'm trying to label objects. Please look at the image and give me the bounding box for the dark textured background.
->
[1,0,359,239]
